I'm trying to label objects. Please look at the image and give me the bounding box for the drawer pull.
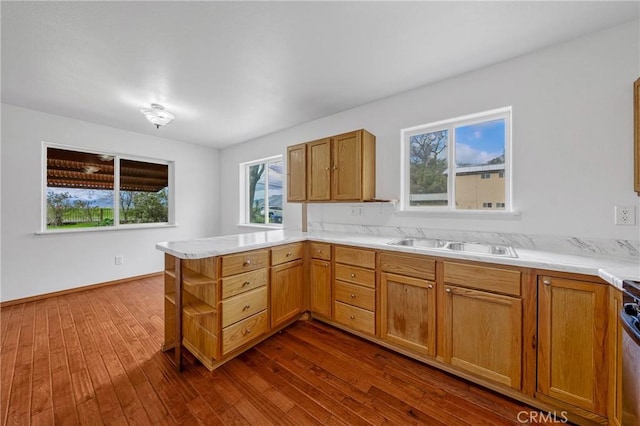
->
[242,281,251,287]
[350,273,356,278]
[323,263,329,267]
[243,304,251,311]
[242,328,252,336]
[350,294,356,299]
[427,284,433,289]
[446,288,452,293]
[286,252,292,257]
[317,249,322,253]
[542,278,551,286]
[243,259,252,266]
[349,315,356,320]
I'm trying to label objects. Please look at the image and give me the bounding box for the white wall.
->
[219,20,640,242]
[1,105,220,302]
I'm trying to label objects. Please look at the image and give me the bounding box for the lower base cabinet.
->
[310,258,332,318]
[380,272,436,357]
[441,285,522,390]
[271,259,304,328]
[537,275,608,417]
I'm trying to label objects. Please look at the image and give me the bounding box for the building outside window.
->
[240,155,283,226]
[401,107,511,211]
[44,145,173,231]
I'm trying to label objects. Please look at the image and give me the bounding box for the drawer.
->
[271,242,304,266]
[334,302,375,335]
[443,261,521,297]
[221,269,268,299]
[310,242,331,261]
[222,310,268,355]
[335,281,375,311]
[335,246,375,269]
[380,252,435,281]
[221,249,269,277]
[221,287,268,327]
[335,263,375,288]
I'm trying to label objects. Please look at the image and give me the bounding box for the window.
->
[240,156,283,226]
[401,107,511,211]
[44,145,173,231]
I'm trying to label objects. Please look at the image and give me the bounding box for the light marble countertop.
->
[156,230,639,290]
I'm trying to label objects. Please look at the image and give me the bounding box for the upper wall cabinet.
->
[634,77,639,195]
[287,129,376,202]
[287,143,307,201]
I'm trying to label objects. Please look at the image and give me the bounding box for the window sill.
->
[394,209,521,220]
[35,223,177,235]
[237,223,284,230]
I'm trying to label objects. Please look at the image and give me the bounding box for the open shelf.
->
[164,292,215,317]
[183,268,215,288]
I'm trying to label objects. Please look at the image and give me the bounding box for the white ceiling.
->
[2,1,638,149]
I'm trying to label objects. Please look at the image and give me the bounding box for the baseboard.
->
[0,272,163,308]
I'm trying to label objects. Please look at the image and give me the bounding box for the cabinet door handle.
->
[323,263,328,267]
[332,166,338,171]
[350,294,356,299]
[542,278,551,286]
[243,304,251,311]
[446,288,452,293]
[325,167,330,171]
[427,284,433,289]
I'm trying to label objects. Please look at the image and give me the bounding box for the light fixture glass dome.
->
[140,103,175,129]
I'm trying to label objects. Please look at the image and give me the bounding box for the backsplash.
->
[308,222,640,261]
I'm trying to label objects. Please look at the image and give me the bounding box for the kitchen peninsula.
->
[157,229,639,426]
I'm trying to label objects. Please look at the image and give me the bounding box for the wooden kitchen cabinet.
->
[634,77,639,194]
[380,251,437,357]
[310,242,332,318]
[287,129,375,202]
[608,287,623,426]
[333,246,376,335]
[307,138,332,201]
[270,243,304,328]
[441,261,523,390]
[537,275,608,417]
[164,254,220,369]
[287,143,306,202]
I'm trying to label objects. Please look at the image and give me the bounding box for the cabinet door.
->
[537,276,608,415]
[270,260,304,328]
[287,143,306,201]
[331,131,361,200]
[307,138,331,201]
[381,272,436,357]
[310,259,332,318]
[442,285,522,389]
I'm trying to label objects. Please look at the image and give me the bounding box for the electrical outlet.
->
[115,255,124,265]
[615,206,636,226]
[357,206,364,217]
[350,206,357,216]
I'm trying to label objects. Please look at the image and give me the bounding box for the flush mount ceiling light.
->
[140,103,175,129]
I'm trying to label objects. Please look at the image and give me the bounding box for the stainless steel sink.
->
[387,238,447,249]
[386,238,517,258]
[445,242,517,257]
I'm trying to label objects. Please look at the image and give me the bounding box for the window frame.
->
[40,142,175,233]
[400,107,512,213]
[238,154,284,229]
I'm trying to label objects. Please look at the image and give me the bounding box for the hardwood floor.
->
[1,276,552,425]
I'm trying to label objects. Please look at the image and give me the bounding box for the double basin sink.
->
[387,237,517,258]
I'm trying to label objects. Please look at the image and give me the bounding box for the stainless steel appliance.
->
[622,280,640,425]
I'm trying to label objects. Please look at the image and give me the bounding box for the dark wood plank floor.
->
[1,276,553,425]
